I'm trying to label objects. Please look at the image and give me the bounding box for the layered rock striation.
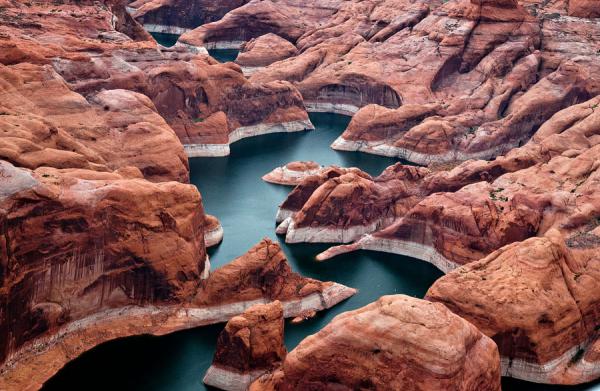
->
[203,301,287,391]
[0,235,355,390]
[250,295,502,391]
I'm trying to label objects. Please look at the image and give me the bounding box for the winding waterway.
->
[42,34,600,391]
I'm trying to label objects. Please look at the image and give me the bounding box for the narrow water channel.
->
[41,34,600,391]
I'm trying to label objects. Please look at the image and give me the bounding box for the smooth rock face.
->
[204,301,286,391]
[0,0,311,156]
[427,236,600,385]
[250,295,502,391]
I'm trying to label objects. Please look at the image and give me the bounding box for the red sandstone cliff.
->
[203,301,287,391]
[427,236,600,384]
[183,0,599,163]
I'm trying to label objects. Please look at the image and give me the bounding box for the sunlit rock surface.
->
[250,295,502,391]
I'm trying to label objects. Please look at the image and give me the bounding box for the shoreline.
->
[331,136,525,166]
[184,119,314,158]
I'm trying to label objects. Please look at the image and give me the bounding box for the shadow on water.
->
[41,109,600,390]
[150,32,179,47]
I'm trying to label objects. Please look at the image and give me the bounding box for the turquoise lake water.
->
[41,33,600,391]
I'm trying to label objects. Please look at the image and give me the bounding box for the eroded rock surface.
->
[236,34,298,75]
[128,0,251,35]
[0,0,312,157]
[250,295,502,391]
[204,301,286,391]
[275,96,600,276]
[0,234,355,390]
[183,0,600,163]
[427,236,600,385]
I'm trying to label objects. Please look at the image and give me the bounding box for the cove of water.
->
[41,32,600,391]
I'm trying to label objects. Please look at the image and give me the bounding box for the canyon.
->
[1,0,599,390]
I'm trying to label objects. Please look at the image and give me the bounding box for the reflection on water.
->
[41,106,600,390]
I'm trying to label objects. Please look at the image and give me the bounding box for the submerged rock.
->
[250,295,502,391]
[203,301,287,391]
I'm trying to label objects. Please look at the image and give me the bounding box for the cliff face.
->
[0,160,208,389]
[0,235,355,390]
[0,0,311,157]
[250,295,502,391]
[427,236,600,384]
[203,301,287,391]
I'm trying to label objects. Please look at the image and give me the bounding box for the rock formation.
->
[0,0,312,158]
[427,236,600,385]
[0,235,355,390]
[205,214,224,247]
[128,0,251,35]
[203,301,286,391]
[0,2,353,390]
[262,161,323,186]
[236,34,298,76]
[274,95,600,276]
[183,0,600,162]
[250,295,502,391]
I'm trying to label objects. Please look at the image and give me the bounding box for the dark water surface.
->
[150,32,239,63]
[42,31,600,391]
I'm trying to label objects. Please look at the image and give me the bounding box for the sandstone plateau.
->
[203,301,287,391]
[250,295,502,391]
